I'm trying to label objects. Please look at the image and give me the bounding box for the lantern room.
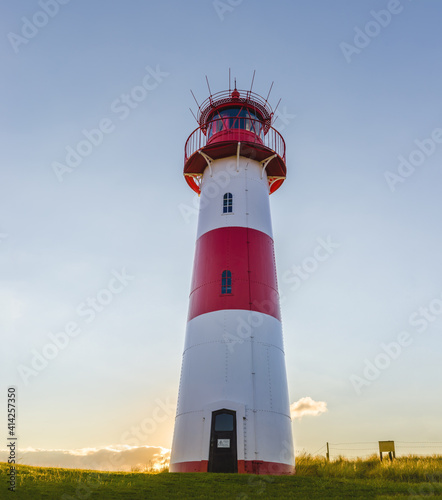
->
[184,88,287,195]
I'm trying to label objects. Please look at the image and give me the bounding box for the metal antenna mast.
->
[189,107,199,124]
[190,89,201,111]
[265,81,274,104]
[206,76,213,104]
[249,70,256,97]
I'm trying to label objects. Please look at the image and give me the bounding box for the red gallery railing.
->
[185,118,286,165]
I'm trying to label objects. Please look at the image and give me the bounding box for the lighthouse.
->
[170,84,295,474]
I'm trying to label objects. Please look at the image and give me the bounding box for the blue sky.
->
[1,0,442,468]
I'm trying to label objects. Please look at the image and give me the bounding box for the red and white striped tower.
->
[170,85,294,474]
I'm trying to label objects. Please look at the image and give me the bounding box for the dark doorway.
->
[208,409,238,473]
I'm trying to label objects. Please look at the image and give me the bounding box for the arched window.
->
[221,270,232,294]
[223,193,233,214]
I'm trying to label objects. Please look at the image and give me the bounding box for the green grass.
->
[1,455,442,499]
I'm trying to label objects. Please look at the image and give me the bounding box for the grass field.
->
[1,455,441,499]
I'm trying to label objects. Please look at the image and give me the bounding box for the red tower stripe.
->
[170,459,295,475]
[187,227,281,321]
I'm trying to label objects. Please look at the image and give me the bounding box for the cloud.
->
[290,397,328,420]
[0,445,170,471]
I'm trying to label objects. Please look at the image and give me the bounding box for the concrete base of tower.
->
[169,460,295,475]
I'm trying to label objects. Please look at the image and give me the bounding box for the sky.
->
[1,0,442,470]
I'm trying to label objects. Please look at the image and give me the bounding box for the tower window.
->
[223,193,233,214]
[214,412,234,431]
[221,270,232,294]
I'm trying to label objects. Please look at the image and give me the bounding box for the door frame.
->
[208,409,238,472]
[202,401,246,466]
